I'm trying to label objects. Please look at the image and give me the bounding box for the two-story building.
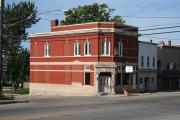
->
[29,21,138,96]
[138,41,157,91]
[157,41,180,90]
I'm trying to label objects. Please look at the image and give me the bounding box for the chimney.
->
[51,19,59,27]
[168,40,171,46]
[159,41,165,46]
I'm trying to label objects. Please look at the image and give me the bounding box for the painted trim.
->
[30,62,97,65]
[30,69,94,72]
[74,42,81,56]
[84,42,92,56]
[30,62,116,65]
[30,61,138,66]
[29,28,138,38]
[30,55,137,59]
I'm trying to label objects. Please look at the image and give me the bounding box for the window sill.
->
[44,56,50,58]
[84,54,92,56]
[74,55,81,57]
[100,55,111,57]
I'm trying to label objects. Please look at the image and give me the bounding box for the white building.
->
[138,41,157,91]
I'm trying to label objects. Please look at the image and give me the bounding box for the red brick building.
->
[30,21,138,96]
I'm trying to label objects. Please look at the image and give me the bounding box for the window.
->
[84,42,91,56]
[102,40,110,56]
[147,56,150,67]
[74,42,80,56]
[84,72,90,85]
[44,43,50,57]
[117,42,123,56]
[166,62,175,70]
[141,56,144,67]
[153,57,155,68]
[169,62,174,70]
[173,63,176,70]
[139,78,143,84]
[151,77,155,84]
[166,63,170,70]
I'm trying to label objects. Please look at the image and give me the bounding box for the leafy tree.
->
[110,15,126,24]
[2,1,39,91]
[3,1,39,46]
[4,47,29,90]
[60,3,125,25]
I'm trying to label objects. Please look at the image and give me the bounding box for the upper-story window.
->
[167,62,176,70]
[44,42,50,57]
[141,56,144,67]
[153,57,155,68]
[84,42,91,56]
[102,40,110,56]
[74,42,80,56]
[117,42,123,56]
[147,56,150,67]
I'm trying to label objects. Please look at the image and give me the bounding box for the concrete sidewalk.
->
[17,90,180,100]
[1,90,180,105]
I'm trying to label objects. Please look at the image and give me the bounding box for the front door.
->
[144,77,150,90]
[99,76,111,93]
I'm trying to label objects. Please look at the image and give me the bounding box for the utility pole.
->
[0,0,4,96]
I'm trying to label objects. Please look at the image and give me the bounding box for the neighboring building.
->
[138,41,157,91]
[157,41,180,90]
[29,21,138,96]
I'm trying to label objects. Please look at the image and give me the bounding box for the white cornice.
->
[29,28,138,38]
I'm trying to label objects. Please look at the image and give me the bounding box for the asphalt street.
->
[0,94,180,120]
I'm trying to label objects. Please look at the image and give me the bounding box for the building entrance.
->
[98,72,111,93]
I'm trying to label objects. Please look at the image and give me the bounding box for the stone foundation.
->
[29,83,96,96]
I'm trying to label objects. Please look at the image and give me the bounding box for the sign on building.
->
[125,66,133,73]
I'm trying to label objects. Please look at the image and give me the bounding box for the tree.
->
[3,1,39,47]
[110,15,126,24]
[4,47,29,90]
[60,3,125,25]
[2,1,39,91]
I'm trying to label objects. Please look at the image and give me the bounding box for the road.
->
[0,94,180,120]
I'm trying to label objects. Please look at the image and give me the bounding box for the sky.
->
[6,0,180,48]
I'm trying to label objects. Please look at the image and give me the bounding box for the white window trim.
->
[44,42,50,57]
[118,42,123,56]
[101,40,110,56]
[74,42,80,56]
[84,42,91,56]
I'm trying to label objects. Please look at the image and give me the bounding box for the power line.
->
[139,22,180,28]
[121,16,180,19]
[140,26,180,31]
[38,9,66,15]
[140,36,180,41]
[141,31,180,36]
[38,17,51,21]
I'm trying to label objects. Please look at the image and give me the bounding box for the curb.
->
[0,100,29,105]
